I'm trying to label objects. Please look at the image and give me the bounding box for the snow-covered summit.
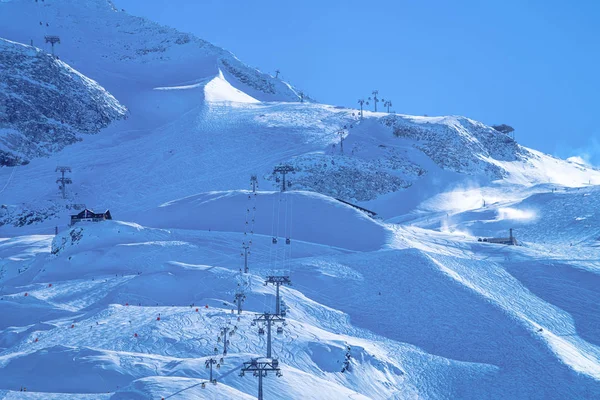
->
[0,0,303,104]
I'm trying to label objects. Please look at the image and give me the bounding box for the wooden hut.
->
[70,209,112,224]
[478,228,518,246]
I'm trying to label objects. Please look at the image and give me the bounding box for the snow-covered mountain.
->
[0,0,304,164]
[0,0,303,105]
[0,38,126,167]
[0,1,599,399]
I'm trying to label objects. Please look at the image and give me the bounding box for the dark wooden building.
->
[70,209,112,224]
[478,228,518,246]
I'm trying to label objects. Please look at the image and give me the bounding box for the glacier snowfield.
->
[1,0,600,399]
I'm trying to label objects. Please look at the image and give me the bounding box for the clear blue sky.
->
[117,0,600,165]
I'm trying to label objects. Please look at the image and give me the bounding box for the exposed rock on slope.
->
[381,115,526,178]
[285,153,420,202]
[0,38,127,166]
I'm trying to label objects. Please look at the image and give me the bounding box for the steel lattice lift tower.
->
[335,124,353,155]
[205,358,217,383]
[218,326,232,355]
[240,358,282,400]
[234,291,246,314]
[265,275,291,316]
[242,244,250,273]
[44,35,60,56]
[253,313,285,358]
[273,165,294,192]
[55,166,72,199]
[369,89,380,112]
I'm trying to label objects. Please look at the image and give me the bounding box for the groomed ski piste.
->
[1,0,600,399]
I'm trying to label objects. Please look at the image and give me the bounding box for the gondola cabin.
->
[70,209,112,225]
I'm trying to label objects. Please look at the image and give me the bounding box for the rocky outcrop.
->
[0,38,127,166]
[381,115,527,179]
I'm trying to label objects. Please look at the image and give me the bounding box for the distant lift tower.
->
[44,35,61,56]
[336,124,353,155]
[242,244,250,273]
[205,358,217,383]
[337,128,345,154]
[240,358,282,400]
[219,326,232,355]
[265,276,291,316]
[55,166,72,199]
[250,174,258,193]
[234,291,246,315]
[254,313,285,358]
[273,165,294,192]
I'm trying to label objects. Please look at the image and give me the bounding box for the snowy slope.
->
[138,191,392,251]
[0,203,599,399]
[1,98,598,234]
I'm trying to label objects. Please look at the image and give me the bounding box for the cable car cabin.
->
[70,209,112,225]
[277,326,283,334]
[272,237,278,244]
[258,327,265,335]
[285,238,291,245]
